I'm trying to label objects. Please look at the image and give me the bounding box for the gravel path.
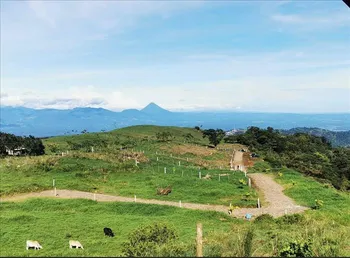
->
[1,173,307,219]
[233,173,308,218]
[1,189,229,214]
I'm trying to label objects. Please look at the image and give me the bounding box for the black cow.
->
[104,227,114,237]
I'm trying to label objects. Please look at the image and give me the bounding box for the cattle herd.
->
[26,227,115,250]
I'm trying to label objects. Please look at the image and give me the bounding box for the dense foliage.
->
[224,126,350,190]
[202,129,225,147]
[0,132,45,156]
[279,240,313,257]
[122,223,188,257]
[280,127,350,147]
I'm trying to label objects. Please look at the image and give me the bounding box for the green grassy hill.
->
[1,125,349,257]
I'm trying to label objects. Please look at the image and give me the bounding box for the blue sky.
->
[1,0,349,113]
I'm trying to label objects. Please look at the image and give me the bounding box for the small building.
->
[5,146,27,156]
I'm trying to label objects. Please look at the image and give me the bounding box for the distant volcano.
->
[141,102,171,114]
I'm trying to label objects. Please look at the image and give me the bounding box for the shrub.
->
[279,239,313,257]
[276,214,304,225]
[122,223,188,257]
[35,158,58,172]
[254,214,274,224]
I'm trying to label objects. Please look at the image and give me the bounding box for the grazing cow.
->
[104,227,115,237]
[26,240,42,250]
[69,240,84,249]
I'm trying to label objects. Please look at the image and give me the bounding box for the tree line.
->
[280,127,350,147]
[224,126,350,190]
[0,132,45,156]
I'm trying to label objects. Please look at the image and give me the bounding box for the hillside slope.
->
[280,127,350,147]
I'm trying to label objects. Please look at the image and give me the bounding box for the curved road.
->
[1,173,308,219]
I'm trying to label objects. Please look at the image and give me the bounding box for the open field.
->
[0,199,235,257]
[1,126,256,207]
[1,125,350,256]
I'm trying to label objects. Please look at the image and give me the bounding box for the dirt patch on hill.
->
[161,144,215,156]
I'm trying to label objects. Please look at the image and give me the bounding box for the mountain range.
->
[1,102,350,137]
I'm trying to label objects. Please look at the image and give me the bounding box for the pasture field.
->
[0,126,256,207]
[0,198,236,257]
[1,125,350,256]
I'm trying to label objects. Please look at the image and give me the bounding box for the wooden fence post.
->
[196,223,203,257]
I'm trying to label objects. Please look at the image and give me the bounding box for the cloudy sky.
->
[1,1,349,112]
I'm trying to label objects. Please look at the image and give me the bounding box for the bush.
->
[279,239,313,257]
[35,158,58,172]
[254,214,274,224]
[276,214,304,225]
[122,223,188,257]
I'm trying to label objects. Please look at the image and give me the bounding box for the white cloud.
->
[1,0,203,54]
[0,86,141,111]
[270,9,350,31]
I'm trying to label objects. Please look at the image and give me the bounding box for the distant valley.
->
[1,103,350,141]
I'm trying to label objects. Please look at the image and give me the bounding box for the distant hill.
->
[1,103,350,137]
[141,102,171,115]
[280,127,350,147]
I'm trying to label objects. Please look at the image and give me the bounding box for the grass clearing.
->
[0,198,236,257]
[1,125,350,256]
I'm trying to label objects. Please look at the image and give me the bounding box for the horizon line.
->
[1,104,350,115]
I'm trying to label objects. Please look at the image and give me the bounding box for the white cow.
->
[26,240,42,250]
[69,240,84,249]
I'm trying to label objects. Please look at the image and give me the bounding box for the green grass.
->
[2,125,350,257]
[273,168,350,226]
[0,154,255,207]
[0,198,237,257]
[0,125,254,207]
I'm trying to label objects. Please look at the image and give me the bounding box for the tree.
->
[0,132,45,156]
[202,129,225,147]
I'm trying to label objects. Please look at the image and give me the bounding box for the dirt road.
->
[1,149,308,219]
[1,172,308,219]
[233,173,308,218]
[229,149,308,217]
[1,189,229,214]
